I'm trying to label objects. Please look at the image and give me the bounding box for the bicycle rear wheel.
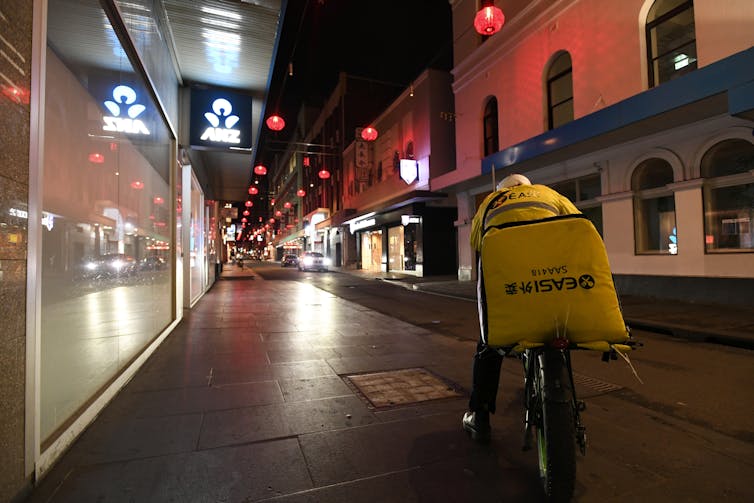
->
[535,350,576,502]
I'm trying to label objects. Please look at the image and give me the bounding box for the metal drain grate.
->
[345,368,463,409]
[573,372,622,394]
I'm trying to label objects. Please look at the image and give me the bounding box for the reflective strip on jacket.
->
[470,184,580,251]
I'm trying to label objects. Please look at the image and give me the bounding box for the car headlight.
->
[110,260,124,270]
[303,257,314,266]
[85,262,97,270]
[323,258,332,266]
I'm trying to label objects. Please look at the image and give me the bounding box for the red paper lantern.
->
[248,186,259,195]
[296,188,306,197]
[130,180,144,189]
[241,217,247,223]
[253,164,267,176]
[245,200,253,208]
[243,210,250,216]
[284,202,292,209]
[269,218,275,224]
[275,210,282,217]
[474,2,505,36]
[361,127,378,141]
[153,196,164,205]
[265,115,285,131]
[88,152,105,164]
[303,156,310,167]
[318,169,331,179]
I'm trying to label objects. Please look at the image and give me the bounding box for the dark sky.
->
[256,0,453,164]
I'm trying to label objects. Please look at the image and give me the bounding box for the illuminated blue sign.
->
[190,88,252,149]
[102,85,150,135]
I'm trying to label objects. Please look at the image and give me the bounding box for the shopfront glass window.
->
[388,226,405,272]
[41,0,174,443]
[701,139,754,253]
[190,175,204,301]
[632,158,677,254]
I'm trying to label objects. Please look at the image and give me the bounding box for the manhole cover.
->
[345,368,462,409]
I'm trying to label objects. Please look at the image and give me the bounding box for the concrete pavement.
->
[24,263,754,502]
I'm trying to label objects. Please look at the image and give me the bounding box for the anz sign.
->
[102,85,150,135]
[190,88,252,150]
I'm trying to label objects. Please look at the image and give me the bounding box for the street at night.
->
[27,262,754,502]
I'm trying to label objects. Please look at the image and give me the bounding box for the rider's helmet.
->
[497,173,531,190]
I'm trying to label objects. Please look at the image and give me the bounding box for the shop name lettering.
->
[103,116,150,135]
[200,127,241,144]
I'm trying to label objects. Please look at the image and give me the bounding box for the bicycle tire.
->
[535,351,576,502]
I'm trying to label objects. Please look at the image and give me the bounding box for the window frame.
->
[631,159,677,255]
[546,52,574,130]
[483,97,499,157]
[645,0,696,88]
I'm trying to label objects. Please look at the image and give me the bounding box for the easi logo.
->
[200,98,241,144]
[503,274,596,295]
[102,85,150,135]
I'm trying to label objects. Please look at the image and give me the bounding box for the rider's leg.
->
[469,342,504,414]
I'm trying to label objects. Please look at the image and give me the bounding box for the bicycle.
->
[516,337,640,501]
[477,212,642,501]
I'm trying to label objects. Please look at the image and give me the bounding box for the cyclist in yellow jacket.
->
[463,173,581,442]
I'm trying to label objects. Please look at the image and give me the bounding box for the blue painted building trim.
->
[482,47,754,175]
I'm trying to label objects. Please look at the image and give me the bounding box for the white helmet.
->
[497,173,531,190]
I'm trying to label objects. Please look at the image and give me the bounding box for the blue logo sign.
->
[102,85,150,135]
[190,88,252,149]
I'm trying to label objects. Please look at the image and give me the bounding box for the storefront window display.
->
[361,230,383,272]
[40,0,174,443]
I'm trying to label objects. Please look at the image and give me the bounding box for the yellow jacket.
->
[470,184,580,251]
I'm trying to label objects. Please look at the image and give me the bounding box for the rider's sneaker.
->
[462,411,491,443]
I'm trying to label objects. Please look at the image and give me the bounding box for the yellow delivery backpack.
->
[480,214,629,348]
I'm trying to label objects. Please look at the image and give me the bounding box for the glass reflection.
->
[41,0,174,443]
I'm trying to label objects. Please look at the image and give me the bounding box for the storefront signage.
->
[349,218,376,234]
[102,85,150,135]
[9,207,55,230]
[401,215,421,226]
[400,159,418,184]
[225,224,236,242]
[190,88,252,149]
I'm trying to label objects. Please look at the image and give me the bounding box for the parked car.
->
[79,253,137,279]
[281,254,299,267]
[298,251,330,272]
[139,256,166,271]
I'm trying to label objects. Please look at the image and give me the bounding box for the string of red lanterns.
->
[253,164,267,176]
[474,1,505,35]
[248,186,259,195]
[318,169,331,179]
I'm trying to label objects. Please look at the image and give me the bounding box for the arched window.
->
[646,0,696,88]
[483,97,499,157]
[546,52,573,130]
[701,139,754,252]
[632,158,677,254]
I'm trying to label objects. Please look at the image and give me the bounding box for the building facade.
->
[1,1,231,500]
[441,0,754,304]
